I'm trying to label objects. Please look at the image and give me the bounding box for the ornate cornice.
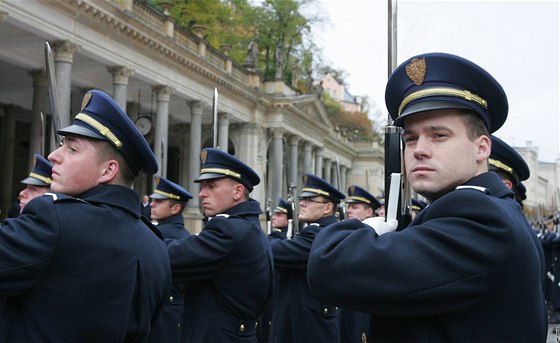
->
[68,0,259,104]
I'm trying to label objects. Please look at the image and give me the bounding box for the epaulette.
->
[455,185,491,195]
[43,192,89,204]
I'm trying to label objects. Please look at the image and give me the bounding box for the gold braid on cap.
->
[29,172,52,184]
[348,196,371,204]
[398,87,488,116]
[488,158,513,174]
[154,189,180,200]
[301,187,330,197]
[275,206,288,214]
[200,168,241,179]
[75,113,123,148]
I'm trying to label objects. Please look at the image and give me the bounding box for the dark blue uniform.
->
[167,199,274,342]
[269,215,340,343]
[0,185,171,342]
[309,173,547,342]
[149,213,190,343]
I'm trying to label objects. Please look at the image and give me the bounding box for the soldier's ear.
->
[99,159,119,184]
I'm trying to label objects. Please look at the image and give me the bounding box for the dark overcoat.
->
[308,172,547,342]
[268,215,340,343]
[149,213,190,343]
[0,185,171,343]
[167,199,274,342]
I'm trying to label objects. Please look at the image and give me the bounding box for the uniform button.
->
[254,322,258,328]
[169,296,174,302]
[323,307,328,314]
[239,324,245,332]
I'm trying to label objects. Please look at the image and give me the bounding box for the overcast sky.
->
[316,0,559,163]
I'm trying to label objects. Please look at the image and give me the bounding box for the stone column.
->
[51,40,80,129]
[288,135,299,190]
[315,148,324,178]
[218,112,230,151]
[323,157,332,184]
[187,101,203,212]
[303,141,313,174]
[271,129,284,202]
[107,66,134,111]
[152,85,174,177]
[27,69,48,164]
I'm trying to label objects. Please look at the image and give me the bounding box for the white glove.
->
[362,217,398,235]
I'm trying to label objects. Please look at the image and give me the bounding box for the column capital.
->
[218,112,231,122]
[188,100,204,114]
[289,135,300,146]
[271,128,285,138]
[107,66,135,85]
[152,85,174,102]
[51,40,81,63]
[27,69,48,87]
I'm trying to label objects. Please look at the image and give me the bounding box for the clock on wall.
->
[135,116,152,136]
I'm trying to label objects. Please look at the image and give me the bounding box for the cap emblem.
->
[201,149,208,163]
[303,174,308,184]
[405,58,426,85]
[81,91,93,111]
[154,176,161,185]
[350,186,355,194]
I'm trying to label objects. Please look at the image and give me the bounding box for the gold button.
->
[240,324,245,332]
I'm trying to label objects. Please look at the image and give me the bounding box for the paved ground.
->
[548,324,559,342]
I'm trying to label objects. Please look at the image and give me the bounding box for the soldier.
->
[488,135,530,199]
[147,176,192,343]
[268,173,344,343]
[166,148,273,342]
[0,89,170,341]
[269,198,291,240]
[308,52,547,341]
[339,185,381,343]
[18,154,53,213]
[346,185,381,221]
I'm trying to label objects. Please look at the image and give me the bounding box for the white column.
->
[107,66,134,111]
[153,85,174,177]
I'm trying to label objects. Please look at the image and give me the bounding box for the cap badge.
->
[154,176,161,185]
[302,174,308,184]
[81,91,93,111]
[201,149,208,163]
[350,186,355,194]
[405,57,427,86]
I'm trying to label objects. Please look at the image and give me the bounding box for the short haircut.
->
[94,140,135,186]
[458,110,490,141]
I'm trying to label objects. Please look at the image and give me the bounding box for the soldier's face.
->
[19,185,49,213]
[298,196,332,223]
[271,213,288,228]
[347,203,374,221]
[48,136,109,197]
[403,110,490,202]
[150,199,175,221]
[199,177,242,217]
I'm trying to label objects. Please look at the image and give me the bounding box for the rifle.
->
[265,199,272,235]
[45,42,62,147]
[40,112,45,156]
[283,138,299,239]
[335,157,346,220]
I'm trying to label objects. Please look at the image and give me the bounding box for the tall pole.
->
[387,0,397,80]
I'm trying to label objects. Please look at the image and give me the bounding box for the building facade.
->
[0,0,384,231]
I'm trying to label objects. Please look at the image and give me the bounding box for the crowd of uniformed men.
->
[0,51,555,342]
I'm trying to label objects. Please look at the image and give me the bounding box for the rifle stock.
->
[384,125,411,230]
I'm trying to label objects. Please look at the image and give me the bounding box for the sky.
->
[315,0,560,163]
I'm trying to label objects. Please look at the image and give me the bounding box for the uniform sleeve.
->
[0,196,60,295]
[270,225,319,270]
[167,216,236,283]
[308,191,517,317]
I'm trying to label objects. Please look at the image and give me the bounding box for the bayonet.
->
[212,88,218,148]
[335,157,346,220]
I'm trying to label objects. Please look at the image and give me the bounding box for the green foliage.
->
[154,0,380,142]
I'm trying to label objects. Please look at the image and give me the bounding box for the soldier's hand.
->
[362,217,398,235]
